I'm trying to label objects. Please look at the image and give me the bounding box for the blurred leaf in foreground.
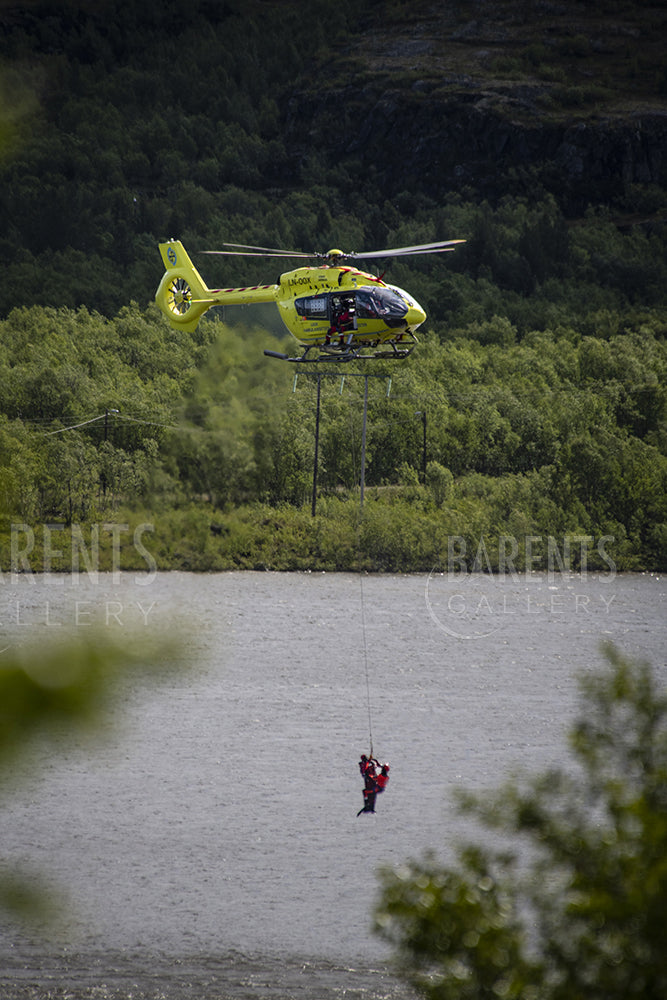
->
[0,630,186,921]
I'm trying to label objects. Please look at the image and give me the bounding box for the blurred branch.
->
[0,630,188,922]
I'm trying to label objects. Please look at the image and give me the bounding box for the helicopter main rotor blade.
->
[223,241,313,255]
[200,250,313,259]
[349,239,466,260]
[198,238,465,262]
[382,246,458,256]
[201,242,313,259]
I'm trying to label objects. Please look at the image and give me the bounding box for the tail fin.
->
[155,240,215,332]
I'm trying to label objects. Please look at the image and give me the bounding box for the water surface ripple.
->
[1,571,664,997]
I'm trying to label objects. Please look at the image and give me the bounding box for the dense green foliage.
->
[0,301,664,572]
[374,644,667,1000]
[0,0,665,571]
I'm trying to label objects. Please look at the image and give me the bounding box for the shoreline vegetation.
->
[0,504,645,575]
[0,296,665,576]
[0,304,664,576]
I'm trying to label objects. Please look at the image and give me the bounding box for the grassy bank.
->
[1,487,651,577]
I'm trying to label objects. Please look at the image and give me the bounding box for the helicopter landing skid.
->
[264,343,415,364]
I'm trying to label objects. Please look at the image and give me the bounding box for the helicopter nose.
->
[405,303,426,330]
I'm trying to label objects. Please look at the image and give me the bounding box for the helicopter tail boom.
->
[155,240,277,331]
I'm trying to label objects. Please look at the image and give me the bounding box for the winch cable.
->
[359,574,374,758]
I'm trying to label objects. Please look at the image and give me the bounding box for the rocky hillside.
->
[286,0,667,211]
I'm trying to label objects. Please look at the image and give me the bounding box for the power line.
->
[116,413,177,429]
[42,413,111,435]
[40,411,177,435]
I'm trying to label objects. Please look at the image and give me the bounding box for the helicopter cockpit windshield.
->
[355,287,408,327]
[293,286,410,329]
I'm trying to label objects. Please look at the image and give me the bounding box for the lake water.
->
[0,570,665,998]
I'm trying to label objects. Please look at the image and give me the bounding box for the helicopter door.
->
[329,294,357,333]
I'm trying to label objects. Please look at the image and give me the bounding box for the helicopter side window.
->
[356,292,378,319]
[295,296,329,319]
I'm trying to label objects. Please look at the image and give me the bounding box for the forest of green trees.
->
[0,294,664,573]
[0,0,665,573]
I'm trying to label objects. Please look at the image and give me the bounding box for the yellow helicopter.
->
[155,238,465,362]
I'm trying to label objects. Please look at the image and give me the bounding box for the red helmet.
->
[382,764,390,772]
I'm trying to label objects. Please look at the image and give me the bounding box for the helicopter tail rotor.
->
[155,240,218,332]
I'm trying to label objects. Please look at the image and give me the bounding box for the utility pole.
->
[421,410,427,483]
[359,375,369,509]
[101,409,119,495]
[311,375,321,516]
[296,371,389,516]
[104,408,118,441]
[415,410,427,482]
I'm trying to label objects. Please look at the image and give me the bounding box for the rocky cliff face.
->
[285,81,667,213]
